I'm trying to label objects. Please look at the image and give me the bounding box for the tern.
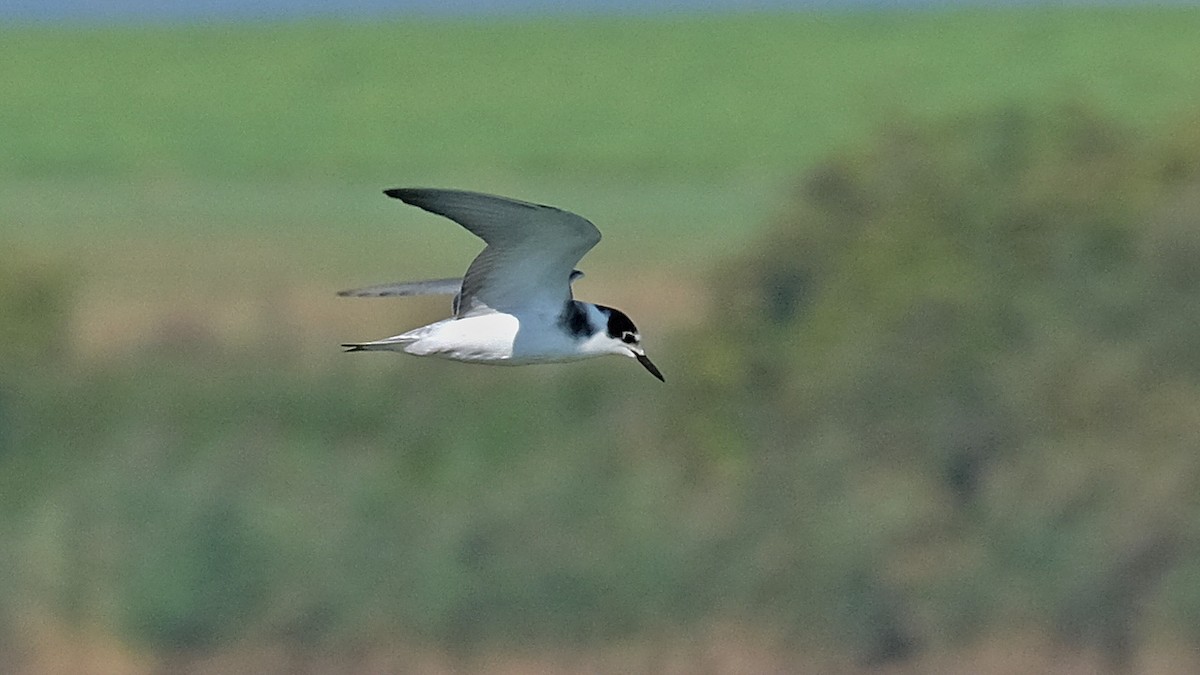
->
[339,188,664,381]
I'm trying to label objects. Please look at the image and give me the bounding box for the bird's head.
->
[594,305,664,382]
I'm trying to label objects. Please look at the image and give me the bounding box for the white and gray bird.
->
[339,188,664,381]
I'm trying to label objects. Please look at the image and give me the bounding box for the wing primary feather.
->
[337,278,462,298]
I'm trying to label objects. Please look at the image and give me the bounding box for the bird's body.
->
[341,188,663,381]
[347,304,605,364]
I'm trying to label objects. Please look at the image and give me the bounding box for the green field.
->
[6,10,1200,183]
[5,9,1200,299]
[5,9,1200,673]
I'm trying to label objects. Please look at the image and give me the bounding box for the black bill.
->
[636,352,665,382]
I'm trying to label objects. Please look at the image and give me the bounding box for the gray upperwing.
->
[383,189,600,317]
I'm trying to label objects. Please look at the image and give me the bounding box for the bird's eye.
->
[621,332,637,344]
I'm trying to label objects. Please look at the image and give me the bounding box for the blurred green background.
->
[4,7,1200,674]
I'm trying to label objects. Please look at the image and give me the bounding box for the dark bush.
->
[680,104,1200,663]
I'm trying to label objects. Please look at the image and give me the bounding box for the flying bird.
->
[340,188,663,381]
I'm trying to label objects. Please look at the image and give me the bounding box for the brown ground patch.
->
[7,625,1200,675]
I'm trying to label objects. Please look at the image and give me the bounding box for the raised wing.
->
[383,188,601,317]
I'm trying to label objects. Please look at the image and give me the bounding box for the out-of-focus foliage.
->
[0,257,71,371]
[2,353,714,657]
[0,257,72,517]
[5,102,1200,672]
[685,103,1200,665]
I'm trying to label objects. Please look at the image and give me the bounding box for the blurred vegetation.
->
[0,256,71,372]
[5,8,1200,672]
[4,100,1200,672]
[686,103,1200,667]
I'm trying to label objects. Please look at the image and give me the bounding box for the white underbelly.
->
[402,313,583,365]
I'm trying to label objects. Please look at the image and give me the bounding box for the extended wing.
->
[336,278,463,298]
[384,188,600,317]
